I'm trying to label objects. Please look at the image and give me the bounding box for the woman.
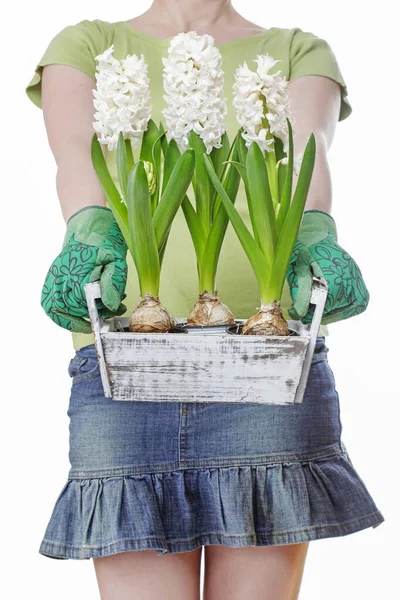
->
[25,1,384,598]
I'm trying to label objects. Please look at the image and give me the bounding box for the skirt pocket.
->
[68,350,100,385]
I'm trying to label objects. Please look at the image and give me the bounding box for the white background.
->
[3,0,397,597]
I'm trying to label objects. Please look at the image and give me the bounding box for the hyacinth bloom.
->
[161,32,241,328]
[233,53,293,153]
[162,31,227,154]
[92,44,152,151]
[233,52,304,212]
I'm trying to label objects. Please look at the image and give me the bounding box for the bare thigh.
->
[93,547,203,600]
[203,543,309,600]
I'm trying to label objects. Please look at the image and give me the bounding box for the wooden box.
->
[84,278,328,405]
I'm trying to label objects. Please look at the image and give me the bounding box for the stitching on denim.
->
[67,444,345,478]
[41,535,167,549]
[255,512,384,536]
[40,511,383,554]
[72,371,100,385]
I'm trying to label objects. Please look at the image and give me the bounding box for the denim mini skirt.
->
[39,337,384,560]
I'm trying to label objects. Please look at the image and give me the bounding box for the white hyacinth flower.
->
[233,52,294,155]
[93,44,152,151]
[162,31,227,154]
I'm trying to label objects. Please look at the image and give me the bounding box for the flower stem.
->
[259,278,282,306]
[199,266,214,295]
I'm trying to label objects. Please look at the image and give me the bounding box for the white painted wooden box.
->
[84,278,328,405]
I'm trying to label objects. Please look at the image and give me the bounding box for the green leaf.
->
[277,161,287,206]
[153,149,195,252]
[204,153,270,294]
[200,144,241,293]
[125,138,134,171]
[246,142,278,265]
[223,160,248,185]
[90,133,133,258]
[268,132,316,300]
[150,130,166,215]
[234,131,255,231]
[188,131,212,234]
[237,130,248,166]
[181,195,207,260]
[140,119,160,163]
[273,135,285,163]
[208,133,240,216]
[209,132,231,216]
[126,161,160,298]
[158,121,169,158]
[211,132,239,217]
[158,234,169,267]
[162,138,181,195]
[277,118,294,234]
[116,131,129,202]
[210,132,230,180]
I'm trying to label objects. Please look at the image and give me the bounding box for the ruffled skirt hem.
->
[40,512,384,560]
[38,445,384,560]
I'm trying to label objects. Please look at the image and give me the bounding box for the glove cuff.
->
[66,205,112,226]
[300,209,338,243]
[62,206,116,249]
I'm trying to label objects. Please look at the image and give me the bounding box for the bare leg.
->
[203,543,309,600]
[93,547,203,600]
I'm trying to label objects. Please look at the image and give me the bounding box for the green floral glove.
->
[41,205,128,333]
[285,209,370,325]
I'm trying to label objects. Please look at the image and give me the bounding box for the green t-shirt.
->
[25,19,352,351]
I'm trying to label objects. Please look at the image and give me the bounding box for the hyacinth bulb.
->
[128,295,175,333]
[242,300,290,336]
[186,292,235,327]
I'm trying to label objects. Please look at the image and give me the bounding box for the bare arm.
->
[41,64,108,224]
[287,74,342,214]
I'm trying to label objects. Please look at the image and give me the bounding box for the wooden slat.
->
[101,333,308,404]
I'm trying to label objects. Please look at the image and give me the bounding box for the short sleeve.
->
[25,19,111,109]
[289,28,352,122]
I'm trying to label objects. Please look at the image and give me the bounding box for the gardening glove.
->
[41,205,128,333]
[285,209,370,325]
